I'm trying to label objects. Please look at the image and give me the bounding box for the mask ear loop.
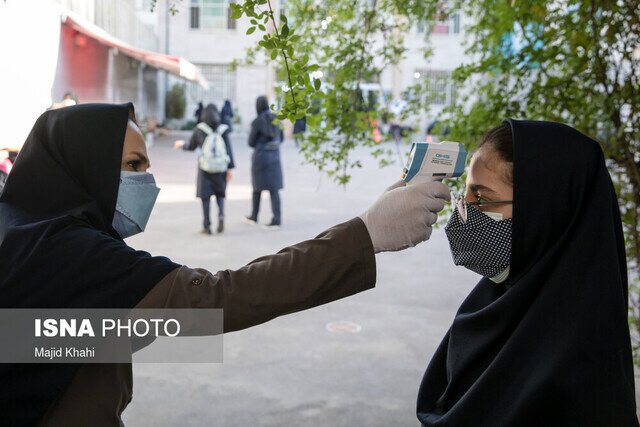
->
[451,192,468,223]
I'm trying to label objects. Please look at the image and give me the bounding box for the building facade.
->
[379,11,468,134]
[162,3,468,135]
[158,0,277,133]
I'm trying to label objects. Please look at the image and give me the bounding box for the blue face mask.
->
[112,171,160,239]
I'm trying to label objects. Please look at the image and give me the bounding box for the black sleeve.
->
[223,130,235,169]
[248,120,259,148]
[183,129,202,151]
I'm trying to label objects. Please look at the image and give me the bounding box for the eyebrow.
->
[130,151,150,168]
[468,184,497,195]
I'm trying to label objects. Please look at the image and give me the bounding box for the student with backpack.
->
[175,103,234,234]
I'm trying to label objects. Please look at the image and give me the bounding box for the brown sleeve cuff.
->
[342,216,377,295]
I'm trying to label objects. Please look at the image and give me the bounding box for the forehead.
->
[469,149,494,175]
[123,120,146,150]
[467,148,512,186]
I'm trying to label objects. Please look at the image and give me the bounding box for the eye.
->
[475,193,490,205]
[127,160,141,171]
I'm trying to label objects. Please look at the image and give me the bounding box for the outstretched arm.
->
[136,217,375,332]
[135,179,450,332]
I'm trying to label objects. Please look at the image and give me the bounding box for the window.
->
[189,64,236,107]
[452,12,460,34]
[190,0,236,30]
[190,6,200,29]
[415,69,457,105]
[226,0,236,30]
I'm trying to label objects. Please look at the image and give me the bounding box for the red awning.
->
[61,12,209,89]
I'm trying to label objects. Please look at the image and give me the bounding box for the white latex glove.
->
[358,179,450,253]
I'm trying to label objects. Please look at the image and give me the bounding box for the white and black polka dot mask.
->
[444,201,512,279]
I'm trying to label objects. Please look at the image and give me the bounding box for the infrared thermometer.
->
[401,141,467,182]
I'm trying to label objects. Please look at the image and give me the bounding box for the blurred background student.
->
[244,95,284,230]
[175,103,234,234]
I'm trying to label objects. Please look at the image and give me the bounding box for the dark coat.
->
[184,125,235,199]
[293,117,306,134]
[221,101,233,132]
[248,111,283,191]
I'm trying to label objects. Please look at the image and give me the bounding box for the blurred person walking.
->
[175,104,234,234]
[244,95,284,229]
[220,99,234,132]
[194,101,204,124]
[292,117,306,147]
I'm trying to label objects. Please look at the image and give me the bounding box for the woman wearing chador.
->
[244,95,284,229]
[416,121,638,425]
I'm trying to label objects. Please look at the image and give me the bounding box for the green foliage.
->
[230,0,324,125]
[165,83,186,119]
[150,0,182,15]
[233,0,442,185]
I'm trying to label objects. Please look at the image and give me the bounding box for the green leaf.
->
[258,24,266,31]
[270,50,278,60]
[246,26,256,35]
[281,24,290,38]
[314,79,321,90]
[230,5,242,19]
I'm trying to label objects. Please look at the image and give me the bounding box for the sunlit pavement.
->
[120,132,637,425]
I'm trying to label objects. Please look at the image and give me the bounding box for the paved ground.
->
[120,132,639,426]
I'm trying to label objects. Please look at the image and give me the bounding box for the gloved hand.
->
[358,179,450,253]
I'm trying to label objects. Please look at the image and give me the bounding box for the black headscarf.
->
[250,96,279,144]
[202,103,221,130]
[256,95,270,115]
[222,99,232,115]
[0,103,180,425]
[417,119,638,425]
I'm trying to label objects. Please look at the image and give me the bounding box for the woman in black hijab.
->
[417,120,638,425]
[221,99,234,132]
[244,95,284,229]
[0,103,449,425]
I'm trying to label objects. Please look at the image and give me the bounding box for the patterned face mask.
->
[444,200,512,280]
